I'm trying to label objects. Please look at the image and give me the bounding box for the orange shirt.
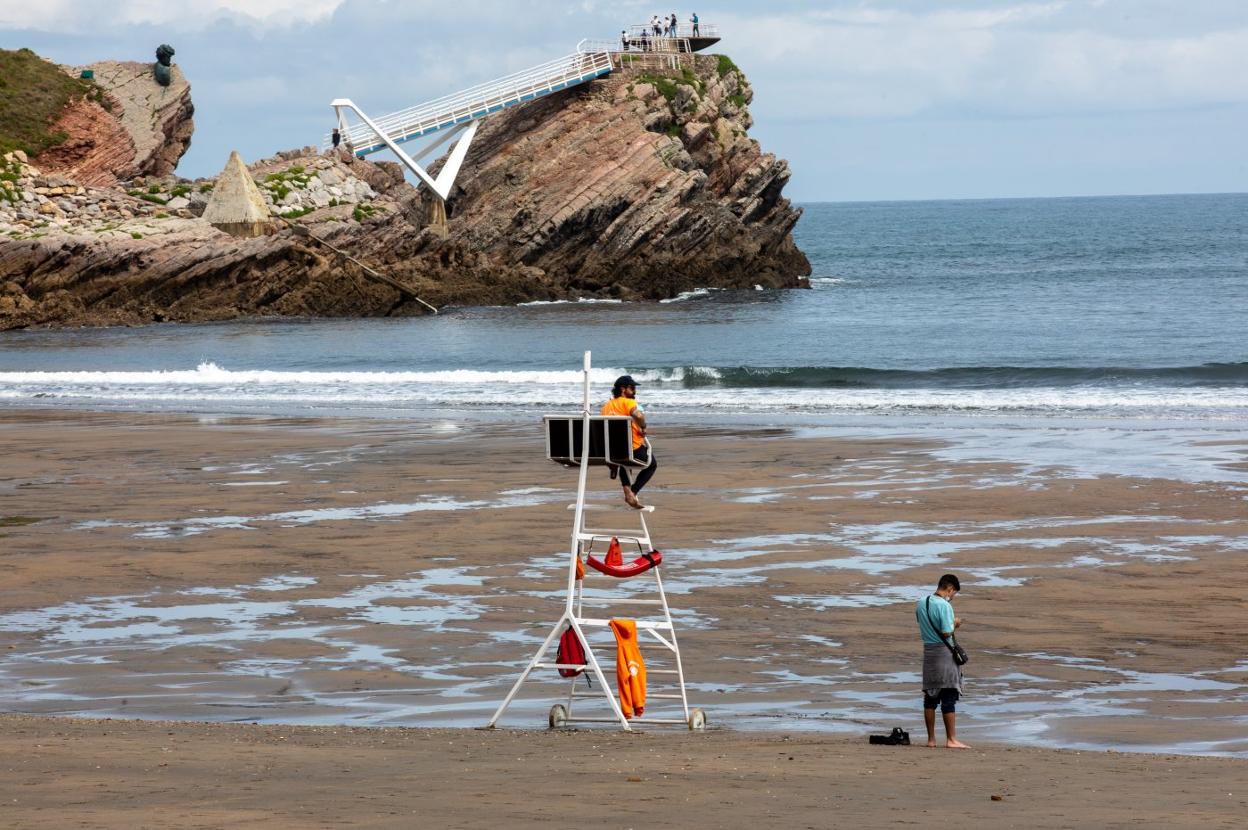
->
[601,396,645,450]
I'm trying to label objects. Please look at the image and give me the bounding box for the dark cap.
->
[613,375,639,390]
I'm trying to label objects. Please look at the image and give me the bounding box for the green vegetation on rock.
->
[715,54,740,78]
[638,73,680,104]
[0,48,105,157]
[1,155,23,204]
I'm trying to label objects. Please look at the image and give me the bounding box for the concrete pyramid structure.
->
[202,150,272,237]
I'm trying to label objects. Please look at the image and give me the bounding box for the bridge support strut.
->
[331,98,479,225]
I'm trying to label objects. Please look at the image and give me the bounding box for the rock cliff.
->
[34,60,194,187]
[0,53,808,331]
[438,54,810,296]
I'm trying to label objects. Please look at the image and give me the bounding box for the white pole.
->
[565,351,593,615]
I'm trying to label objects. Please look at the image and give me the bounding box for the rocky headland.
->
[1,50,810,330]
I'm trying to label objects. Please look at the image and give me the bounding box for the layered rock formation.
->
[34,60,194,187]
[440,54,810,296]
[1,53,808,331]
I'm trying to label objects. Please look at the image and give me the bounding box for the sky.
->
[1,0,1245,201]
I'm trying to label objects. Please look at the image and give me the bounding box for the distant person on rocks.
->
[691,12,700,36]
[602,375,657,509]
[331,128,341,149]
[621,29,629,50]
[917,574,970,748]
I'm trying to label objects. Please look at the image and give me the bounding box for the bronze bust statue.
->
[154,44,175,86]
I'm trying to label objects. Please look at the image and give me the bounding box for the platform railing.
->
[577,37,692,70]
[322,50,614,154]
[626,22,719,40]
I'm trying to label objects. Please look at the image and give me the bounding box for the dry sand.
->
[2,409,1247,826]
[2,714,1245,829]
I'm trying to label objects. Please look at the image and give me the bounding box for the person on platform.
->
[602,375,657,509]
[691,12,700,36]
[916,574,970,748]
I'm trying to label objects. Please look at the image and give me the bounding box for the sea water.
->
[1,193,1245,425]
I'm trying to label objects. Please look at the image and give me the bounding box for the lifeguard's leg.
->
[631,452,658,494]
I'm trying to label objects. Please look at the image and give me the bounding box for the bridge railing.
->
[324,50,614,153]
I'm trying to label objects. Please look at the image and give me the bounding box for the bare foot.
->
[623,488,642,509]
[926,741,938,748]
[946,739,971,749]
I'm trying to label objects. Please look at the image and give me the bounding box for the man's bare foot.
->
[926,740,938,748]
[623,488,642,509]
[946,739,971,749]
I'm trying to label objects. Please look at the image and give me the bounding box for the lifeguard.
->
[601,375,657,508]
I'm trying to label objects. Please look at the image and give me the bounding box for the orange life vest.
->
[609,619,647,718]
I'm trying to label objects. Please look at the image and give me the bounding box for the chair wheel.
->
[548,704,568,729]
[687,708,706,730]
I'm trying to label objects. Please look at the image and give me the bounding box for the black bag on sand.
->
[869,727,910,746]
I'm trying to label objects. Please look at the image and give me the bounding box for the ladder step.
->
[576,618,672,631]
[563,717,629,724]
[645,693,686,700]
[576,597,664,605]
[563,716,690,726]
[571,504,656,513]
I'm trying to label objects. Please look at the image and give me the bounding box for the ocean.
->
[2,192,1246,423]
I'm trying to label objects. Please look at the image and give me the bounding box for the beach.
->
[3,714,1245,828]
[2,191,1247,824]
[2,406,1248,813]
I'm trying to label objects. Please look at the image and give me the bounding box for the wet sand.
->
[2,409,1247,824]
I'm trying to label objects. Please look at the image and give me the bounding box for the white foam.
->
[517,297,624,306]
[3,363,1247,419]
[659,288,719,303]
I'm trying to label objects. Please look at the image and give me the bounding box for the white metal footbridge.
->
[326,25,718,214]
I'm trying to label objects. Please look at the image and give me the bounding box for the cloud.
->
[0,0,346,32]
[721,2,1248,121]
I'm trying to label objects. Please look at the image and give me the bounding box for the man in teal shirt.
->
[916,574,969,748]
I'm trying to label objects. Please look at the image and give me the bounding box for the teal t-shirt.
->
[916,594,954,644]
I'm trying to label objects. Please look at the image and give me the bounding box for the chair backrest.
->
[544,415,645,467]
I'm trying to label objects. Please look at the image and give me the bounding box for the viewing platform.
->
[623,22,721,53]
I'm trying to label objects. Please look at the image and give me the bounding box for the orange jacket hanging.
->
[608,619,646,718]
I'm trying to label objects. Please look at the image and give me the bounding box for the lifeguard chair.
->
[485,352,705,731]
